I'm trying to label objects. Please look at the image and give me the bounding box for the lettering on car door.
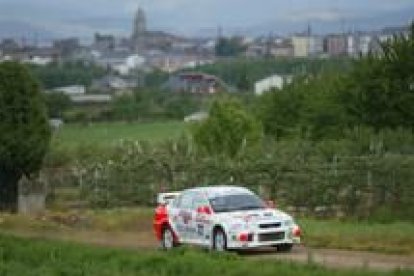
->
[177,192,194,240]
[193,192,211,243]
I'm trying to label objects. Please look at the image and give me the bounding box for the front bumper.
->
[226,227,300,249]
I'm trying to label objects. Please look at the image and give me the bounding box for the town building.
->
[90,75,137,93]
[254,74,292,95]
[358,34,373,56]
[164,72,226,94]
[95,50,145,75]
[52,85,86,96]
[53,38,80,58]
[93,33,116,52]
[0,39,20,55]
[291,35,323,57]
[325,34,348,57]
[130,7,187,54]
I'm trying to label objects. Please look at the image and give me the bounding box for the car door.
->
[191,192,212,246]
[175,192,194,243]
[168,194,182,240]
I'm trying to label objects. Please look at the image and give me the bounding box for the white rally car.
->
[153,186,301,252]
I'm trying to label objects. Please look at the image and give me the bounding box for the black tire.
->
[276,243,293,252]
[212,228,227,252]
[161,226,176,250]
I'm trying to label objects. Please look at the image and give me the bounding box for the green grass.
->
[52,121,186,149]
[2,209,414,256]
[299,218,414,255]
[0,234,408,276]
[0,208,153,233]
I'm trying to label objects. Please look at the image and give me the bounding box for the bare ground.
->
[2,227,413,272]
[242,246,414,272]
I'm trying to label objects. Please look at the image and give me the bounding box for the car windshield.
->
[209,193,266,213]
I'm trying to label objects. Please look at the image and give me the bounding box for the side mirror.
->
[197,205,212,215]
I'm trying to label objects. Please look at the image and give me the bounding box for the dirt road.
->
[241,246,414,272]
[2,228,414,272]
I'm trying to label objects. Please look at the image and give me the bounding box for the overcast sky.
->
[0,0,413,40]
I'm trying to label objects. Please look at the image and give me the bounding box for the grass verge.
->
[0,234,410,276]
[300,218,414,255]
[1,209,414,255]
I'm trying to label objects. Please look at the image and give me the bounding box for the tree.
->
[44,92,71,118]
[256,81,305,139]
[28,61,107,89]
[340,22,414,130]
[192,97,262,157]
[215,37,247,57]
[0,62,51,212]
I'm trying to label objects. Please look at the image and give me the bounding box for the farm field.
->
[51,121,187,149]
[0,234,412,276]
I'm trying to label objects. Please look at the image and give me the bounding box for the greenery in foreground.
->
[0,234,411,276]
[0,62,51,212]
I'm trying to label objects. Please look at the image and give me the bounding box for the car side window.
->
[180,192,193,210]
[172,195,182,208]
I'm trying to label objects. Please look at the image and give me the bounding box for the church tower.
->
[133,7,147,38]
[132,7,147,52]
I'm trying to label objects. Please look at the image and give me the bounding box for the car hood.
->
[214,208,292,223]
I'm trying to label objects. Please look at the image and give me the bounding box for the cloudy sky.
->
[0,0,413,42]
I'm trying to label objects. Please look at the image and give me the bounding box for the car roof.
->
[183,185,253,199]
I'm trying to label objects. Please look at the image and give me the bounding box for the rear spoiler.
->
[157,192,180,205]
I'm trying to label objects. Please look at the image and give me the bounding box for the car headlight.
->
[284,219,294,227]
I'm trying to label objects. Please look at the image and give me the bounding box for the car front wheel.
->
[213,228,227,252]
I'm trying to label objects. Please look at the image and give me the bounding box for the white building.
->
[184,111,208,122]
[291,35,323,57]
[24,56,53,66]
[346,35,358,57]
[358,35,373,56]
[254,74,292,95]
[308,36,324,57]
[95,51,145,75]
[70,94,112,104]
[291,36,308,57]
[52,85,86,96]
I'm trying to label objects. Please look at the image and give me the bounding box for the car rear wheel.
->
[162,226,176,250]
[276,243,293,252]
[213,228,227,252]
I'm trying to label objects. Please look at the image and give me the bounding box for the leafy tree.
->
[111,89,207,121]
[0,62,51,212]
[44,92,71,118]
[300,73,347,139]
[142,69,170,88]
[215,37,247,57]
[340,22,414,130]
[256,79,305,139]
[186,57,351,90]
[28,61,107,89]
[192,97,262,157]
